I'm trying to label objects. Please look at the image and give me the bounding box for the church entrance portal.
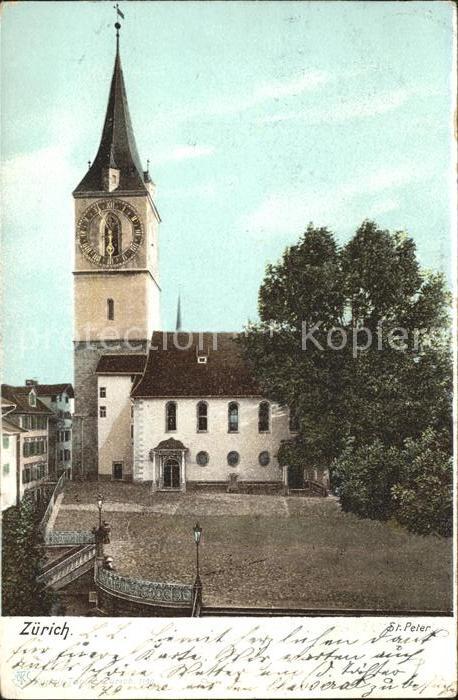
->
[163,457,180,489]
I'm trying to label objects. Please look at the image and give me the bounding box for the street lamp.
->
[192,522,202,614]
[97,494,103,529]
[194,522,202,573]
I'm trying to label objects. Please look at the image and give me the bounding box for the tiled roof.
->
[1,385,54,415]
[2,397,16,412]
[131,332,261,398]
[73,46,146,194]
[36,383,74,398]
[96,353,147,375]
[2,418,27,434]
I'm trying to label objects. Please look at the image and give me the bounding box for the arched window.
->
[197,401,208,432]
[103,213,122,257]
[166,401,177,432]
[107,298,114,320]
[228,402,239,433]
[258,401,270,433]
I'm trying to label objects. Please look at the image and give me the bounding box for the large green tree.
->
[240,220,452,475]
[241,225,347,467]
[2,495,55,615]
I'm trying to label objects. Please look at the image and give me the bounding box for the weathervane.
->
[114,3,125,49]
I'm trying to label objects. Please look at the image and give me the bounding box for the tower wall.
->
[71,41,160,481]
[74,271,160,342]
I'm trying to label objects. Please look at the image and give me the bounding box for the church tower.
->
[72,24,160,478]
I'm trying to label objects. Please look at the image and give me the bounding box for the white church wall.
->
[133,397,291,485]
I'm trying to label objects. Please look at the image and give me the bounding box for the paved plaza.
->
[54,482,452,611]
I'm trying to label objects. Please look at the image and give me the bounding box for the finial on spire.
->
[146,158,150,172]
[114,3,124,52]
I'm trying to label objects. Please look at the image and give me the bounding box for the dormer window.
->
[197,356,207,364]
[102,166,120,193]
[29,390,36,408]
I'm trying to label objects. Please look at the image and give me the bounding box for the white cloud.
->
[258,86,437,126]
[255,71,329,100]
[2,144,78,267]
[151,71,330,127]
[161,182,217,200]
[368,198,401,217]
[242,165,432,237]
[153,144,216,165]
[341,165,427,197]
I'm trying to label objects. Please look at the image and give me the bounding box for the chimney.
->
[25,379,38,386]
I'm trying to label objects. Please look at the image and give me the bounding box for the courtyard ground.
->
[54,481,452,611]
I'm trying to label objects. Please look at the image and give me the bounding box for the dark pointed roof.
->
[74,42,146,194]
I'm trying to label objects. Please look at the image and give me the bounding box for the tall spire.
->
[176,293,182,332]
[74,13,146,194]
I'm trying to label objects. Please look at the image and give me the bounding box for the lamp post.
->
[97,494,103,529]
[192,522,202,614]
[95,494,104,562]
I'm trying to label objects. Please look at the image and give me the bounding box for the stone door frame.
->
[152,449,187,492]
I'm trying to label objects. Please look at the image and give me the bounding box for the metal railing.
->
[44,530,96,546]
[96,567,193,605]
[37,544,96,588]
[39,471,66,534]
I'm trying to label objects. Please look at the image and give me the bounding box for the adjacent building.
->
[1,399,26,510]
[1,384,53,507]
[35,383,74,479]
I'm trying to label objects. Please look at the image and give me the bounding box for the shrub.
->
[2,495,55,615]
[332,439,403,521]
[392,429,452,537]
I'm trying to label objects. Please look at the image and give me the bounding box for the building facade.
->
[94,333,329,493]
[35,383,74,479]
[1,400,25,510]
[1,385,53,507]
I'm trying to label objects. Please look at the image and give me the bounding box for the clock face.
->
[77,199,143,268]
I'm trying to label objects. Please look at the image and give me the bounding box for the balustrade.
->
[96,567,192,604]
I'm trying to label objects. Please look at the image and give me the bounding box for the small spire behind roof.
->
[176,292,182,332]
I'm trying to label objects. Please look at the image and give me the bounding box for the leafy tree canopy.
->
[2,495,55,615]
[240,221,452,469]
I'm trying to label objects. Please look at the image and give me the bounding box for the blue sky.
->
[1,1,455,384]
